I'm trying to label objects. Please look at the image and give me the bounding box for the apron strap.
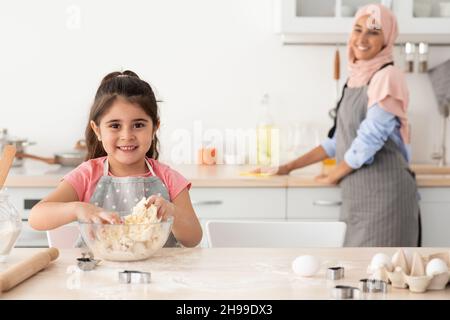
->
[327,82,348,138]
[103,158,156,176]
[327,61,395,139]
[103,159,109,176]
[146,159,156,176]
[367,62,394,85]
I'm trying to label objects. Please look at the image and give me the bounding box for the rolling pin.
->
[0,247,59,293]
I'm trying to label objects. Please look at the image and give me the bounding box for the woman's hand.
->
[315,161,354,185]
[251,164,290,176]
[74,202,121,224]
[314,173,337,185]
[146,193,176,221]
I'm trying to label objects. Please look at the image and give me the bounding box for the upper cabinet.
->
[396,0,450,41]
[274,0,450,44]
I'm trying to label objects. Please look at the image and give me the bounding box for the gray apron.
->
[76,159,178,247]
[334,73,420,247]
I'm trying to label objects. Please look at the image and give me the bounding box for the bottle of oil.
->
[256,94,274,166]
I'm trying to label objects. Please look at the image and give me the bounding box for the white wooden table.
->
[1,247,449,300]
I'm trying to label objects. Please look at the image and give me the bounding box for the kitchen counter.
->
[4,161,450,188]
[1,247,449,300]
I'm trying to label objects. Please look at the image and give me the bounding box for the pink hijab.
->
[347,4,410,143]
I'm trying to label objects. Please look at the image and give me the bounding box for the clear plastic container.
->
[197,139,217,165]
[0,192,22,262]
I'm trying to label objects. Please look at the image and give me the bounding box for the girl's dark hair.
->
[85,70,160,160]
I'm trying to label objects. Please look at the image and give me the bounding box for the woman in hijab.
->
[254,4,420,247]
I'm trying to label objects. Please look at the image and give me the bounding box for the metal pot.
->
[15,152,85,167]
[15,139,87,167]
[5,138,36,167]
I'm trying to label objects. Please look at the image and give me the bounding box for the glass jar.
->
[0,192,22,262]
[418,42,429,73]
[197,139,217,165]
[404,42,416,73]
[0,128,8,154]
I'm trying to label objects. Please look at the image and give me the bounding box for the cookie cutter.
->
[77,252,101,271]
[359,278,389,293]
[331,285,360,299]
[327,267,345,280]
[118,270,151,284]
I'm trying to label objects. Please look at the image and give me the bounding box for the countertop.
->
[4,161,450,188]
[1,247,449,300]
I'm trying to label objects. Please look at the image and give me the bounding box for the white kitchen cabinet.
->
[287,187,341,220]
[275,0,450,44]
[6,187,53,248]
[418,188,450,247]
[190,187,287,247]
[16,223,48,248]
[288,186,450,247]
[190,188,286,219]
[394,0,450,43]
[6,185,450,248]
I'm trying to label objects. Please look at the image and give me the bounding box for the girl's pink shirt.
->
[63,156,191,202]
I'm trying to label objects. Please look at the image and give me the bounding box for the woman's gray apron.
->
[76,159,178,247]
[334,70,420,247]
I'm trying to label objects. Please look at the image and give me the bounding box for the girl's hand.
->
[314,173,337,185]
[146,193,176,221]
[75,202,122,224]
[251,164,290,176]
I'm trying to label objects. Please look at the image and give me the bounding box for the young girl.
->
[29,70,202,248]
[254,4,420,247]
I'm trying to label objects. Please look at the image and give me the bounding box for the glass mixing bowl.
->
[78,217,173,262]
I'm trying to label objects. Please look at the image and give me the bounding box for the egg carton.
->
[367,249,450,293]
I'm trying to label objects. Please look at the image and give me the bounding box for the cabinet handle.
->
[24,199,42,210]
[313,200,342,207]
[192,200,223,206]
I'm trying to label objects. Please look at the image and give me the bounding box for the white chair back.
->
[206,220,346,248]
[46,224,79,248]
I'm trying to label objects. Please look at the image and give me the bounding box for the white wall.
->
[1,0,449,165]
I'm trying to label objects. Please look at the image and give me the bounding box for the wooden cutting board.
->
[0,145,16,189]
[410,164,450,175]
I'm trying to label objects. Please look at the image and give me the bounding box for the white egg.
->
[292,255,320,277]
[391,248,413,267]
[369,253,392,272]
[426,258,449,276]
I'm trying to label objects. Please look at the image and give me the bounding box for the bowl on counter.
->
[79,217,173,262]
